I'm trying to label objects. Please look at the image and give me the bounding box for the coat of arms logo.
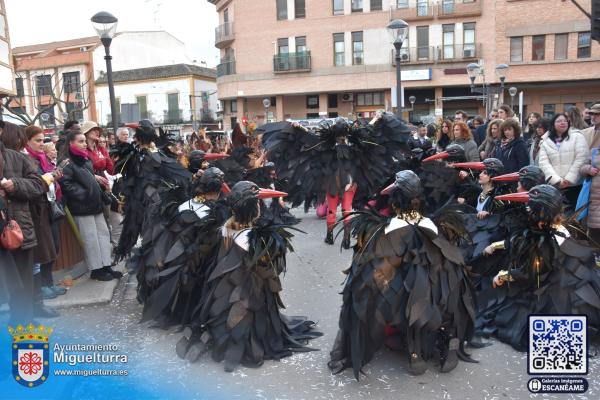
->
[8,324,53,388]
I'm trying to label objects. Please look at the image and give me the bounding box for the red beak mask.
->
[380,183,396,196]
[422,151,448,163]
[258,188,288,199]
[495,192,530,203]
[492,172,520,182]
[204,153,230,161]
[450,162,485,171]
[221,183,231,194]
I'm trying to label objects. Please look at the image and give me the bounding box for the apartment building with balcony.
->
[209,0,497,129]
[493,0,600,119]
[209,0,600,129]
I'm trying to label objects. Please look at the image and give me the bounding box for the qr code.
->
[528,315,587,375]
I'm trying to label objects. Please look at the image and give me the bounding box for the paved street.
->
[21,210,599,400]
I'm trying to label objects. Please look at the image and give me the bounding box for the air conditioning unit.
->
[216,101,223,113]
[401,53,410,61]
[463,49,475,58]
[341,93,353,102]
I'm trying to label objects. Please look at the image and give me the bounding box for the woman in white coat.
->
[537,113,589,208]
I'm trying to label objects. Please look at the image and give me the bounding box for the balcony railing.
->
[437,0,482,18]
[391,1,434,21]
[273,52,311,73]
[391,43,480,64]
[217,59,236,77]
[215,21,234,48]
[438,43,481,61]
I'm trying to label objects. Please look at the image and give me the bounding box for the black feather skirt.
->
[329,221,476,379]
[476,232,600,351]
[195,233,321,372]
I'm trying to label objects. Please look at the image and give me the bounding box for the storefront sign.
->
[402,69,432,81]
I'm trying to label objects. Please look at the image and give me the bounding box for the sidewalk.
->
[45,263,127,308]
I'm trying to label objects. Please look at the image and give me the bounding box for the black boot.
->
[342,225,351,249]
[324,227,334,245]
[91,268,114,281]
[438,327,459,373]
[103,265,123,279]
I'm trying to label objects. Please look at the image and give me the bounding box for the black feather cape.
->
[113,143,191,261]
[475,225,600,351]
[187,214,322,372]
[328,209,476,379]
[258,114,411,211]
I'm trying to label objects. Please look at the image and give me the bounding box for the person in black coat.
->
[408,125,433,152]
[493,119,529,173]
[59,131,120,281]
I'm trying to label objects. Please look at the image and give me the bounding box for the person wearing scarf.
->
[24,126,65,305]
[59,131,120,282]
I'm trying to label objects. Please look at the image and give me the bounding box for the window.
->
[36,75,52,96]
[371,0,382,11]
[333,33,345,66]
[66,102,83,121]
[276,0,287,20]
[306,95,319,109]
[442,0,454,14]
[167,93,180,122]
[15,77,24,97]
[543,104,555,118]
[328,93,338,108]
[357,91,384,106]
[532,35,545,61]
[351,0,363,12]
[510,37,523,62]
[417,0,428,16]
[328,112,339,118]
[223,8,229,23]
[578,32,591,58]
[278,38,289,54]
[554,33,568,60]
[352,31,363,65]
[463,23,476,57]
[295,0,305,18]
[62,71,81,94]
[136,95,148,119]
[270,97,277,107]
[296,36,307,53]
[397,0,409,8]
[306,113,320,119]
[563,103,576,112]
[443,24,455,59]
[333,0,344,15]
[230,99,237,113]
[416,26,429,60]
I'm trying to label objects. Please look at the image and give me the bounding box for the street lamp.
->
[409,96,416,110]
[508,86,518,112]
[262,98,271,124]
[466,62,510,115]
[91,11,119,131]
[387,19,409,116]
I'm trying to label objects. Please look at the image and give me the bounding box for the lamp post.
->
[409,96,416,110]
[40,112,50,128]
[467,62,510,116]
[91,11,119,131]
[508,86,518,112]
[387,19,409,116]
[262,98,271,124]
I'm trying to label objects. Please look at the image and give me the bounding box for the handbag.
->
[50,200,65,221]
[576,148,597,221]
[0,208,24,251]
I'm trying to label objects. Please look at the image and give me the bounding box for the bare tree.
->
[2,69,93,126]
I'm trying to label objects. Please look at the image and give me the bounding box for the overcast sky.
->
[5,0,220,66]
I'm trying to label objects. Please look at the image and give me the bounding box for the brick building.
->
[208,0,600,129]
